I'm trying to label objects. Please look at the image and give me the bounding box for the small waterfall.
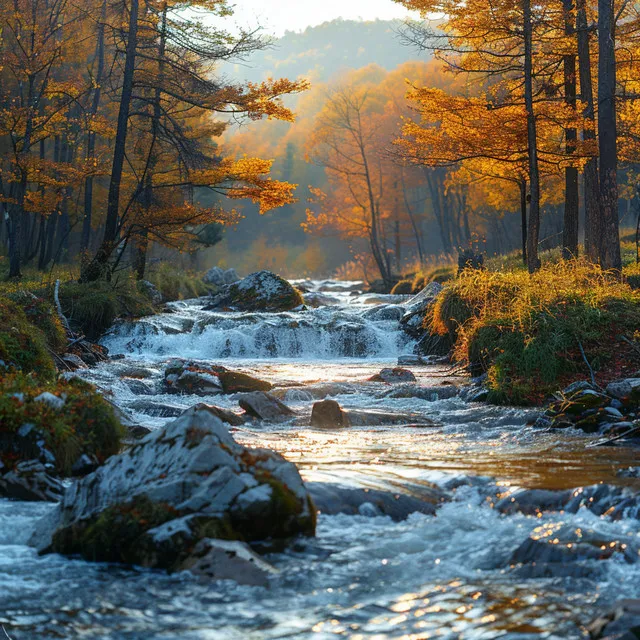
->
[102,298,414,360]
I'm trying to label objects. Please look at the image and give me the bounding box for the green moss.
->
[57,278,154,339]
[0,296,57,380]
[51,495,179,563]
[430,287,475,342]
[148,264,208,302]
[0,374,124,475]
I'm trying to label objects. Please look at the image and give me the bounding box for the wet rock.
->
[562,380,597,395]
[495,488,574,515]
[61,354,87,370]
[203,267,240,287]
[361,305,405,322]
[303,292,340,308]
[0,460,64,502]
[310,400,351,428]
[70,454,100,477]
[272,382,358,401]
[400,282,444,339]
[307,483,445,521]
[606,378,640,401]
[346,409,434,427]
[186,403,246,427]
[238,392,295,422]
[31,407,315,574]
[381,384,460,401]
[138,280,163,305]
[127,425,153,439]
[164,360,272,396]
[130,399,187,418]
[588,599,640,640]
[509,524,639,570]
[205,271,303,312]
[397,355,428,366]
[124,378,155,396]
[178,538,279,586]
[369,368,417,384]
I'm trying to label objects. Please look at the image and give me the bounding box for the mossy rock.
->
[0,375,124,476]
[208,271,303,312]
[0,296,57,380]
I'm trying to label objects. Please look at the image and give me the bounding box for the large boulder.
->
[164,360,272,396]
[31,407,316,573]
[205,271,304,312]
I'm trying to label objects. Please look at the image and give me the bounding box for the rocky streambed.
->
[2,276,640,639]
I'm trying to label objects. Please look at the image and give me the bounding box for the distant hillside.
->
[224,19,429,84]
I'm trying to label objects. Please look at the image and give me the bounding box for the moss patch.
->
[147,264,208,302]
[0,296,58,380]
[0,375,124,475]
[57,278,154,339]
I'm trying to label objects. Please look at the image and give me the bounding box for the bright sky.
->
[228,0,419,36]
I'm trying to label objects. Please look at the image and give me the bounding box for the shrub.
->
[0,375,124,475]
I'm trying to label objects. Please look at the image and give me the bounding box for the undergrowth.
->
[430,260,640,404]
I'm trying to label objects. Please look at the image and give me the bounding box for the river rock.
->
[124,378,156,396]
[31,407,315,573]
[205,271,303,312]
[400,282,444,338]
[311,400,351,428]
[368,368,417,384]
[304,292,340,308]
[138,280,163,305]
[0,460,64,502]
[238,392,295,422]
[606,378,640,401]
[61,354,87,370]
[130,399,187,418]
[164,360,272,395]
[509,524,639,570]
[185,403,245,426]
[307,483,445,521]
[361,305,406,322]
[178,538,279,586]
[381,383,460,401]
[203,267,240,287]
[346,409,434,427]
[588,599,640,639]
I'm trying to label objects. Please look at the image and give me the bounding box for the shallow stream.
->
[2,280,640,639]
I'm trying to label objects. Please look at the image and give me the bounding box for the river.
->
[1,280,640,639]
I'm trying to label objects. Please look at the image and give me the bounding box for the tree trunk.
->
[81,0,139,282]
[524,0,542,273]
[519,178,528,265]
[81,0,108,254]
[576,0,601,262]
[563,0,580,259]
[597,0,621,270]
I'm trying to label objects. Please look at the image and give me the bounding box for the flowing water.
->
[2,280,640,639]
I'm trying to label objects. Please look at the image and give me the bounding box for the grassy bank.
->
[0,264,207,479]
[428,260,640,405]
